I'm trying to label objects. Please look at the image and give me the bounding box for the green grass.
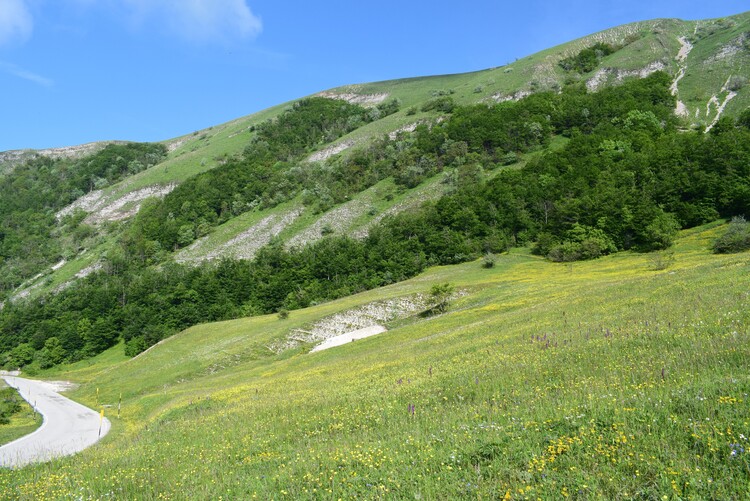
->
[0,383,42,446]
[2,223,749,499]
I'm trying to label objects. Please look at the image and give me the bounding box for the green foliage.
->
[429,282,455,314]
[547,224,618,262]
[559,42,617,73]
[3,343,35,369]
[37,336,66,368]
[738,108,750,129]
[713,216,750,253]
[420,96,455,113]
[0,142,166,297]
[0,388,22,425]
[481,253,496,268]
[124,336,149,357]
[376,98,401,116]
[3,72,750,368]
[640,212,680,251]
[130,97,374,251]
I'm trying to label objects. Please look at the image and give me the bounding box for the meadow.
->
[1,222,748,499]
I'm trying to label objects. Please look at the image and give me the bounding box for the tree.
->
[429,283,455,314]
[5,343,35,369]
[37,337,66,368]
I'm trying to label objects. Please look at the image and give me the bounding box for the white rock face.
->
[310,325,388,353]
[56,184,176,224]
[586,61,667,92]
[177,207,303,263]
[317,91,390,106]
[269,295,430,353]
[307,140,355,162]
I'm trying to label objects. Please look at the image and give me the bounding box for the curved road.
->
[0,376,110,468]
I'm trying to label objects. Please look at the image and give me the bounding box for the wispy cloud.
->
[0,0,33,46]
[1,1,263,46]
[122,0,263,43]
[0,61,54,87]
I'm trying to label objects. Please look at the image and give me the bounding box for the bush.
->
[648,250,676,271]
[547,224,617,262]
[124,336,149,357]
[421,97,455,113]
[559,43,617,73]
[481,253,496,268]
[499,152,519,165]
[639,212,680,251]
[532,233,558,257]
[713,216,750,253]
[726,75,747,92]
[429,283,455,314]
[0,388,23,424]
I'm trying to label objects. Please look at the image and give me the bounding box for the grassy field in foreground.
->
[2,223,749,499]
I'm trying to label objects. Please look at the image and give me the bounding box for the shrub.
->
[500,152,519,165]
[639,212,680,251]
[648,250,676,271]
[532,232,558,256]
[726,75,747,92]
[713,216,750,253]
[559,43,617,73]
[429,283,455,314]
[547,224,617,262]
[421,97,455,113]
[124,336,149,357]
[481,253,496,268]
[0,388,23,424]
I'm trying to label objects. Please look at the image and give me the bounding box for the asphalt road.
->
[0,376,110,468]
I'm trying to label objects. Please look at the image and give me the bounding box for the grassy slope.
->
[3,223,749,499]
[14,12,750,298]
[680,14,750,120]
[0,382,42,446]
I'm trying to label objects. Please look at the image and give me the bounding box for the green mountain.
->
[2,12,748,301]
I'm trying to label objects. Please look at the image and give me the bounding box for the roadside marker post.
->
[98,408,104,437]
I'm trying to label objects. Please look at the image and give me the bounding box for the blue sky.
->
[0,0,747,151]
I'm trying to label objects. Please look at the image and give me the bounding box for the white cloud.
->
[0,61,53,87]
[123,0,262,43]
[0,0,33,46]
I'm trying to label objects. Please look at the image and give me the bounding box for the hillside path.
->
[0,376,110,468]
